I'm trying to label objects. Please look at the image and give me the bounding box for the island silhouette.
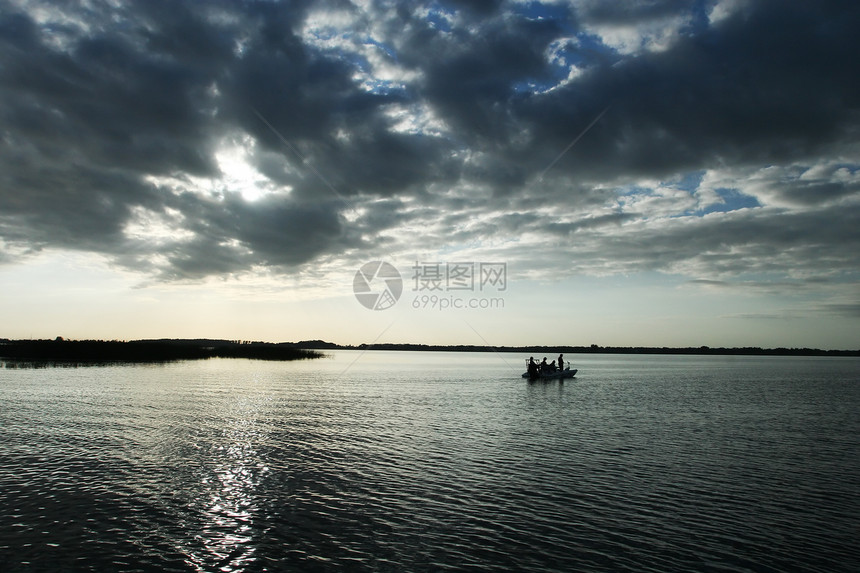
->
[0,338,323,366]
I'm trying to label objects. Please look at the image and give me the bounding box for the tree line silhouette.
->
[0,338,323,366]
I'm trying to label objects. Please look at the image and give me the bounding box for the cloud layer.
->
[1,0,858,303]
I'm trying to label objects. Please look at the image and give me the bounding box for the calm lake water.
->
[1,351,858,572]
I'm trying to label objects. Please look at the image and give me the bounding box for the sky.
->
[0,0,858,349]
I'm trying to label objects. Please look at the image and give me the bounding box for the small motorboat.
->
[522,367,577,380]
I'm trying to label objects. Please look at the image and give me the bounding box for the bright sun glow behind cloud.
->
[215,136,285,202]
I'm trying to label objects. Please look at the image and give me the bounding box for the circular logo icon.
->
[353,261,402,310]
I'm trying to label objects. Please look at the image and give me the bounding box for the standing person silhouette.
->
[558,354,565,371]
[528,357,538,377]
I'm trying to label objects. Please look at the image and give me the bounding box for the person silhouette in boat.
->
[558,354,565,371]
[528,357,538,377]
[541,357,548,373]
[549,359,557,372]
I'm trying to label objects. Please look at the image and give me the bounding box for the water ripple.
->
[1,354,858,572]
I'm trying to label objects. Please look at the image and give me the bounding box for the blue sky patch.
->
[695,188,761,216]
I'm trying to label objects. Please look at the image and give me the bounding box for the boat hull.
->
[522,368,577,380]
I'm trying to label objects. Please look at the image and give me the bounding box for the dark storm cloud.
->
[0,2,221,259]
[0,0,363,275]
[0,8,218,176]
[580,1,697,24]
[515,0,860,183]
[405,14,563,143]
[0,0,858,286]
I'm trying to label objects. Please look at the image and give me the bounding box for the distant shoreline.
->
[313,342,859,357]
[2,338,857,364]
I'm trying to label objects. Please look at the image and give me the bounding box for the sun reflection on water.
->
[185,393,272,572]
